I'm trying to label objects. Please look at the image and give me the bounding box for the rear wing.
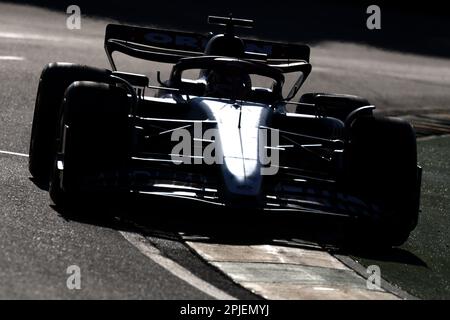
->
[104,24,310,71]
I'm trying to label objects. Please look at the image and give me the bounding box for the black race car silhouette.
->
[29,16,421,246]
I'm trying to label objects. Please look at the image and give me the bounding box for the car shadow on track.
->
[48,193,428,268]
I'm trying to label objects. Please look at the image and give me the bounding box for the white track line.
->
[0,31,97,44]
[0,31,75,43]
[0,31,61,41]
[120,231,236,300]
[0,150,29,157]
[0,56,25,61]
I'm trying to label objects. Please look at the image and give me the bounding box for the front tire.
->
[49,81,130,211]
[344,116,420,247]
[29,63,111,186]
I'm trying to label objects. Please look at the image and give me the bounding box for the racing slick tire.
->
[344,116,420,247]
[299,93,371,121]
[29,63,111,186]
[49,81,130,211]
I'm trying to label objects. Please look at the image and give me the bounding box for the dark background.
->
[4,0,450,58]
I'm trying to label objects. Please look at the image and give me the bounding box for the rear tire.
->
[344,116,420,247]
[29,63,111,186]
[49,81,130,212]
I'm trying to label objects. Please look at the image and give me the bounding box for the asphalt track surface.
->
[0,2,449,299]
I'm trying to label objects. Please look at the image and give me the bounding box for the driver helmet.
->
[205,67,251,99]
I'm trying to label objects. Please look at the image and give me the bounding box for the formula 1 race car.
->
[29,16,422,246]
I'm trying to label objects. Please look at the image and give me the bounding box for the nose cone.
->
[194,98,272,208]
